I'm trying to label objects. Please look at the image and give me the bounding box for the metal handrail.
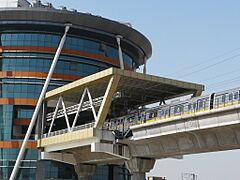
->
[42,122,95,138]
[46,97,103,121]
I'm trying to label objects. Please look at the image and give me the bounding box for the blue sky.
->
[46,1,240,179]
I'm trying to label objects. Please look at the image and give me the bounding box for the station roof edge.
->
[45,68,204,101]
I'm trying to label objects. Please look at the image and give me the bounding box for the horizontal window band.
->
[0,159,37,162]
[0,141,37,149]
[0,98,37,105]
[0,78,69,86]
[14,118,31,125]
[0,72,82,81]
[0,166,37,169]
[0,55,110,68]
[0,46,132,70]
[0,81,65,86]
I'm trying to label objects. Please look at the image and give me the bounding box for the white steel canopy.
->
[45,68,204,129]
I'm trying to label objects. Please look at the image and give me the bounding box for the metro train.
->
[106,87,240,132]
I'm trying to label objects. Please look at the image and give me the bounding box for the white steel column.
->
[116,35,125,70]
[60,96,71,132]
[9,24,71,180]
[71,88,88,131]
[94,75,120,129]
[86,88,97,121]
[48,97,62,135]
[143,56,147,74]
[70,88,97,131]
[48,96,71,135]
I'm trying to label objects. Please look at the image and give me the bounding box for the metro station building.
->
[0,0,151,179]
[0,0,204,180]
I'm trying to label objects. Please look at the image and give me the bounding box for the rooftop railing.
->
[42,122,95,138]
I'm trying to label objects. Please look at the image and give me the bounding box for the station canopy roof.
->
[45,68,204,109]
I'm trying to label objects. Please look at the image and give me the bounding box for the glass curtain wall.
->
[0,31,133,179]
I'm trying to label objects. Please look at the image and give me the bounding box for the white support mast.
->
[9,24,71,180]
[116,35,125,70]
[143,56,147,74]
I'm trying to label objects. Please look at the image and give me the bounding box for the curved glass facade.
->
[0,33,134,68]
[0,30,132,179]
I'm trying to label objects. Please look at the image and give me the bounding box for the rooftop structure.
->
[45,67,204,125]
[0,0,30,8]
[0,0,151,68]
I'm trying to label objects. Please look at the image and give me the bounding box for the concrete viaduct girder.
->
[128,104,240,159]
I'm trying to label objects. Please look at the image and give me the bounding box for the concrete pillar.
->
[126,158,155,180]
[74,164,96,180]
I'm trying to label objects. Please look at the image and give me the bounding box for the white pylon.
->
[9,24,71,180]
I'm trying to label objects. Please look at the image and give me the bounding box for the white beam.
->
[9,24,71,180]
[60,96,71,132]
[94,75,120,129]
[71,88,88,131]
[116,35,124,70]
[48,97,61,135]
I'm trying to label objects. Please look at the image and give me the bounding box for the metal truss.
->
[47,87,100,135]
[44,75,121,137]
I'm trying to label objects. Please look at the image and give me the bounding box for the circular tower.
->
[0,0,152,179]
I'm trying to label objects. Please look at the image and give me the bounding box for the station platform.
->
[37,67,204,165]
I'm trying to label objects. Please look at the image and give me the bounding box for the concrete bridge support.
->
[126,158,155,180]
[74,164,96,180]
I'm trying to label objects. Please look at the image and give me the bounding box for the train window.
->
[203,100,206,109]
[158,109,164,117]
[149,112,153,118]
[146,113,149,120]
[149,111,157,119]
[183,103,188,113]
[229,93,233,101]
[174,106,178,114]
[222,94,226,103]
[170,106,174,116]
[174,105,183,114]
[140,113,145,121]
[198,100,203,109]
[234,92,239,100]
[130,116,135,122]
[193,102,197,110]
[165,109,169,116]
[204,99,209,109]
[215,98,219,106]
[154,111,157,117]
[188,103,192,111]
